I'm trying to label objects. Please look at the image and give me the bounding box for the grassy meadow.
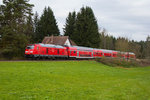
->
[0,61,150,100]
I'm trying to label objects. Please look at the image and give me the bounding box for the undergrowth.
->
[95,57,140,67]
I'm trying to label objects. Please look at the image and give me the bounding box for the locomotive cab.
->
[26,45,34,49]
[25,44,36,58]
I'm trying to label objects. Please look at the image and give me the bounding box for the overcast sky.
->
[1,0,150,41]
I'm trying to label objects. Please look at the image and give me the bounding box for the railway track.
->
[0,59,94,62]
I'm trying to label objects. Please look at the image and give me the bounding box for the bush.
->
[95,57,140,67]
[138,59,150,66]
[1,48,15,59]
[1,31,28,59]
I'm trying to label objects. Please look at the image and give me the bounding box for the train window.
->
[74,51,76,53]
[37,46,39,50]
[26,45,34,49]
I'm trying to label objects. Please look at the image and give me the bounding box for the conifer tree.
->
[74,6,100,48]
[36,7,60,42]
[25,14,34,42]
[63,11,76,40]
[0,0,34,58]
[33,11,40,42]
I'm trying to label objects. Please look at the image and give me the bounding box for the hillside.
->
[0,61,150,100]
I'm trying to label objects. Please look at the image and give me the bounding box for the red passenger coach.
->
[66,46,77,58]
[112,51,118,58]
[73,46,94,59]
[127,52,136,59]
[93,49,103,58]
[101,49,113,57]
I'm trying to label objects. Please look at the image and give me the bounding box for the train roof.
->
[118,51,135,55]
[128,52,135,55]
[94,48,118,52]
[119,52,134,54]
[38,43,64,48]
[99,49,114,53]
[93,48,102,51]
[72,46,93,51]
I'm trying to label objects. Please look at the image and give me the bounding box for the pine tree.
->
[0,0,34,58]
[74,6,100,48]
[33,11,39,42]
[63,11,76,40]
[25,14,34,42]
[33,12,39,32]
[36,7,60,42]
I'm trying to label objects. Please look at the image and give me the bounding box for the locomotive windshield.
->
[26,45,34,49]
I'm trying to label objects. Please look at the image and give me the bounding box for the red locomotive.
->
[25,43,136,59]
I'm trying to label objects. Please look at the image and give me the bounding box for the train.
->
[25,43,136,59]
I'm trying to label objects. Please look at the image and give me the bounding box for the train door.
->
[36,46,39,55]
[57,49,59,55]
[66,47,69,57]
[77,51,79,57]
[46,48,48,54]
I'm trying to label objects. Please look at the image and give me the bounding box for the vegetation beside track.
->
[95,57,150,67]
[0,61,150,100]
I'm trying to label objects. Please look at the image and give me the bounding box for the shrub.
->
[1,48,15,59]
[95,57,140,67]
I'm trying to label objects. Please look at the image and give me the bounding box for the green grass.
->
[0,61,150,100]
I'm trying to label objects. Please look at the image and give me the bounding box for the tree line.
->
[0,0,149,59]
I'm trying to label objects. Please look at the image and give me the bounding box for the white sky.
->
[1,0,150,41]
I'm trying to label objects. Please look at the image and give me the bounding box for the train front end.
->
[25,44,35,58]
